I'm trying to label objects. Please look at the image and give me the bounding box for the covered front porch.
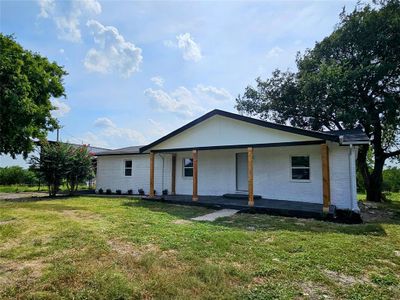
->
[145,141,334,217]
[142,193,336,219]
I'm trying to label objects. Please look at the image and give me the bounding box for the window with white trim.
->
[183,158,193,177]
[124,160,132,176]
[291,156,310,180]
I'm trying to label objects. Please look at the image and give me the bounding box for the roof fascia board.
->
[150,140,325,153]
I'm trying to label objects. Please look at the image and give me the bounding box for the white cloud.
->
[94,117,116,128]
[176,33,202,62]
[38,0,55,18]
[102,126,147,145]
[84,20,143,77]
[69,116,149,148]
[51,99,71,117]
[144,84,232,118]
[144,87,205,117]
[266,46,284,58]
[150,76,165,87]
[148,119,168,137]
[68,132,110,149]
[165,33,202,62]
[37,0,101,43]
[194,84,232,102]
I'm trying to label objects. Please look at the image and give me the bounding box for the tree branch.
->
[385,149,400,158]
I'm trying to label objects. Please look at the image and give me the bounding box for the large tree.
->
[30,142,94,196]
[0,34,67,158]
[236,0,400,202]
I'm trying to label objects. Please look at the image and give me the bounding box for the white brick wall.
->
[96,154,171,195]
[96,144,357,210]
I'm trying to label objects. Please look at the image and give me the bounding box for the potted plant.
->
[106,189,112,195]
[98,188,104,194]
[138,188,145,195]
[127,189,133,195]
[162,189,168,195]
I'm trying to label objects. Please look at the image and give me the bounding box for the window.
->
[124,160,132,176]
[183,158,193,177]
[291,156,310,180]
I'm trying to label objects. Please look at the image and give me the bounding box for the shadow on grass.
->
[123,199,391,237]
[122,198,214,219]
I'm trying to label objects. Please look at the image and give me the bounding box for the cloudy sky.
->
[1,0,361,149]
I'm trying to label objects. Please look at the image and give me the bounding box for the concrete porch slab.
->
[191,209,239,221]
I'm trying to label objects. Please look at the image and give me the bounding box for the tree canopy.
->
[30,142,94,196]
[0,34,67,158]
[236,0,400,202]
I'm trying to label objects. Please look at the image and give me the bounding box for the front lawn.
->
[1,194,399,299]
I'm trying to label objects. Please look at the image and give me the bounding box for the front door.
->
[236,153,248,191]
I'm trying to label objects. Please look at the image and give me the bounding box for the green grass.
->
[1,194,399,299]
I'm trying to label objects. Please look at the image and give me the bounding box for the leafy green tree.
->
[65,146,94,195]
[382,167,400,192]
[30,142,70,196]
[30,142,94,196]
[0,166,38,185]
[236,0,400,202]
[0,34,67,158]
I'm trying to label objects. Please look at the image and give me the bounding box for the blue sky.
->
[1,0,361,150]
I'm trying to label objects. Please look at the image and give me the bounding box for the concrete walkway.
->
[191,209,239,221]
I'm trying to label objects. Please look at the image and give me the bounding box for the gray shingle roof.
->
[325,129,370,144]
[96,146,143,156]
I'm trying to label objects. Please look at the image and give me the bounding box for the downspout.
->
[349,144,354,211]
[348,144,359,212]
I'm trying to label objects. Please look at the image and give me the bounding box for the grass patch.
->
[0,184,90,193]
[0,194,399,299]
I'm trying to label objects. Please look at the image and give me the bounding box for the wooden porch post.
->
[149,152,155,198]
[192,149,198,201]
[321,143,331,212]
[171,154,176,195]
[248,147,254,207]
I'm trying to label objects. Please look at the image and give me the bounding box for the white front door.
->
[236,153,248,191]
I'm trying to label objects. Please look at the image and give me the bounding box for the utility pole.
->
[56,128,60,142]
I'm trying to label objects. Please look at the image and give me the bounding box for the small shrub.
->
[116,189,122,195]
[98,188,104,194]
[162,189,168,195]
[127,189,133,195]
[138,188,144,195]
[106,189,112,195]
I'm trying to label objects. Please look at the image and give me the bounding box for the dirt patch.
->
[0,258,49,286]
[107,239,164,258]
[323,269,367,286]
[300,281,333,299]
[376,259,398,267]
[0,192,48,201]
[360,201,396,223]
[0,218,16,225]
[61,209,100,221]
[107,239,142,257]
[172,219,192,225]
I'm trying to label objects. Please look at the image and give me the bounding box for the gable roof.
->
[140,109,342,152]
[95,109,369,156]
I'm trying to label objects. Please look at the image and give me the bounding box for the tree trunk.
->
[366,152,385,202]
[357,145,370,192]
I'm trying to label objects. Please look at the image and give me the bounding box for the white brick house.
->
[95,109,369,212]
